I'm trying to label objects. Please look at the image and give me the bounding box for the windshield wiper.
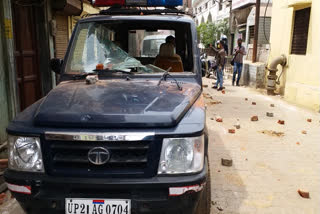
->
[157,68,182,91]
[93,68,133,74]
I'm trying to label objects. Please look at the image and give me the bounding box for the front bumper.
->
[4,164,207,214]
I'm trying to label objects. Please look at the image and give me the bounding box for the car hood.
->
[34,79,201,128]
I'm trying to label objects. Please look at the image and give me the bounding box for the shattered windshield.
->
[65,22,161,74]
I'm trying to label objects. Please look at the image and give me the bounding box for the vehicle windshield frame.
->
[60,16,201,82]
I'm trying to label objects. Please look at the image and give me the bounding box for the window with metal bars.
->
[291,7,311,55]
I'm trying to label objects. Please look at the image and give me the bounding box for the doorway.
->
[12,1,42,111]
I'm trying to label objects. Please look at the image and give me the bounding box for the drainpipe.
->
[267,54,287,95]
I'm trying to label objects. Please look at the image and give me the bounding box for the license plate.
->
[65,198,131,214]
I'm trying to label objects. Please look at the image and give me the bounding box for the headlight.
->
[158,136,204,174]
[8,136,44,172]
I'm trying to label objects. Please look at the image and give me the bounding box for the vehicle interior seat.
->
[154,43,183,72]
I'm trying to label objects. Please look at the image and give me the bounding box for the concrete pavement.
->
[205,78,320,214]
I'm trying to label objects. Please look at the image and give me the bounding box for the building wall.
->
[193,0,230,25]
[268,0,320,111]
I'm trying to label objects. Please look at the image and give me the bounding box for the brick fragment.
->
[217,207,224,211]
[270,104,275,107]
[266,112,274,117]
[222,90,225,94]
[307,118,312,122]
[296,142,300,145]
[228,129,235,134]
[298,190,310,199]
[216,116,223,122]
[252,102,256,105]
[234,124,241,129]
[301,130,307,134]
[245,98,248,101]
[251,116,259,121]
[221,158,232,167]
[278,120,285,125]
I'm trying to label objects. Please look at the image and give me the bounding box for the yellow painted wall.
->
[268,0,320,111]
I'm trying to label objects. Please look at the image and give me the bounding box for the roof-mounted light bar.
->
[91,0,183,7]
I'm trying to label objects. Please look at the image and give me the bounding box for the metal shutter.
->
[291,7,310,55]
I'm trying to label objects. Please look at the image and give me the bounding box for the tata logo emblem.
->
[88,147,110,165]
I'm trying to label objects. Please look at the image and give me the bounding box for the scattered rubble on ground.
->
[203,93,222,105]
[302,130,307,134]
[307,118,312,122]
[252,102,256,105]
[266,112,274,117]
[209,101,222,105]
[251,116,259,121]
[278,120,285,125]
[296,142,300,145]
[211,201,217,206]
[234,123,241,129]
[221,158,233,167]
[216,207,224,211]
[298,189,310,199]
[203,93,212,99]
[259,130,284,137]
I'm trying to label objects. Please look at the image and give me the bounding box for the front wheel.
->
[195,159,211,214]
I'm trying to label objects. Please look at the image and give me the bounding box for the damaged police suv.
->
[5,6,210,214]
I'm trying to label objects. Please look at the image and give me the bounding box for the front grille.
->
[42,139,161,178]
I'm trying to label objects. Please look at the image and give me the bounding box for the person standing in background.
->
[232,38,246,86]
[212,40,226,91]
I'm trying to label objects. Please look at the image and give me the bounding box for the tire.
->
[195,159,211,214]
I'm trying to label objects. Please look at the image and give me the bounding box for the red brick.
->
[228,129,235,134]
[251,116,259,121]
[216,117,223,122]
[298,190,310,199]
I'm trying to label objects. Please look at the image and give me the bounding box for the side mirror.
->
[50,58,63,74]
